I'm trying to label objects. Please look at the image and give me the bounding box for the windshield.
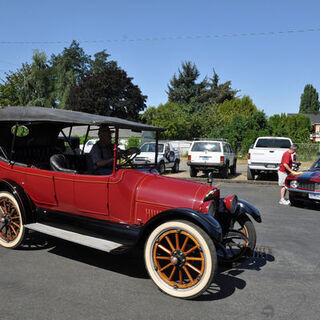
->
[191,142,221,152]
[255,138,291,148]
[311,158,320,170]
[140,143,164,153]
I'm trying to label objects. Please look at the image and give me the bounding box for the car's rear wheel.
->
[220,165,229,178]
[247,167,255,180]
[157,161,165,175]
[0,191,26,249]
[171,160,179,173]
[144,220,217,299]
[230,160,237,175]
[189,166,198,177]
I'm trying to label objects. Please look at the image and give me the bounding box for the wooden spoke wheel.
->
[219,214,256,263]
[144,220,217,299]
[0,191,26,249]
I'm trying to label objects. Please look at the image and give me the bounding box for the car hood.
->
[288,170,320,181]
[135,174,218,213]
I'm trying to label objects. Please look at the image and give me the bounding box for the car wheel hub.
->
[170,251,186,267]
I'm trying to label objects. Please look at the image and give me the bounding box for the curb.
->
[168,175,278,186]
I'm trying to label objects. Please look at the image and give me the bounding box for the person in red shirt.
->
[278,144,299,205]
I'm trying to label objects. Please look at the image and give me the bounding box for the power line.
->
[0,27,319,45]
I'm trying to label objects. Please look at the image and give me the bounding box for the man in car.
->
[90,125,114,175]
[278,143,299,205]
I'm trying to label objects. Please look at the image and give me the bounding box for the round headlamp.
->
[290,180,299,188]
[224,194,238,214]
[207,200,218,217]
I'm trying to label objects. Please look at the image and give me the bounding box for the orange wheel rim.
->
[242,227,248,246]
[0,197,21,242]
[152,229,205,289]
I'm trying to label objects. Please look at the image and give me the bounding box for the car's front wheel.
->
[218,214,256,263]
[0,191,26,249]
[144,220,217,299]
[289,192,302,207]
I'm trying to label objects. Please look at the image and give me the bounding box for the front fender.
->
[237,199,262,223]
[139,208,223,244]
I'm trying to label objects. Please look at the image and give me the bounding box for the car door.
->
[52,171,109,216]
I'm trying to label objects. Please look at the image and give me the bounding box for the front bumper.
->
[287,187,320,201]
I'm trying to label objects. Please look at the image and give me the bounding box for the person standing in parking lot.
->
[278,144,299,205]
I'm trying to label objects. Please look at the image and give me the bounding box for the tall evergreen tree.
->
[299,84,320,114]
[197,69,239,104]
[50,41,91,108]
[24,51,55,107]
[167,61,207,104]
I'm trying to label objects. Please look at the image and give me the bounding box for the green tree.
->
[268,113,288,137]
[89,50,117,74]
[142,102,197,140]
[218,96,258,123]
[209,111,269,152]
[299,84,320,114]
[66,65,147,121]
[197,69,239,104]
[268,113,312,142]
[0,63,31,106]
[50,41,91,108]
[167,61,207,104]
[23,50,55,107]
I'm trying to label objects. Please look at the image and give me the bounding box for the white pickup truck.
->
[247,136,293,180]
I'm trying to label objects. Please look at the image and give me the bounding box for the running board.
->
[25,223,125,253]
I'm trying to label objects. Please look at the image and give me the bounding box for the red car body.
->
[0,160,218,224]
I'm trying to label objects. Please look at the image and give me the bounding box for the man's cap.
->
[290,143,298,150]
[98,125,113,134]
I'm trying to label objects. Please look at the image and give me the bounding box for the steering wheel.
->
[118,147,140,167]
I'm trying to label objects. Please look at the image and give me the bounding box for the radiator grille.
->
[298,181,315,191]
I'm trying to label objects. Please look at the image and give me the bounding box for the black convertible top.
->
[0,106,165,132]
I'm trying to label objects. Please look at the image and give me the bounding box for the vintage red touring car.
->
[0,106,261,299]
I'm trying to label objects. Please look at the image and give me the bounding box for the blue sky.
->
[0,0,319,116]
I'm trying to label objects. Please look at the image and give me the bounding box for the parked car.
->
[187,140,236,178]
[285,157,320,206]
[0,106,261,299]
[247,136,294,180]
[82,138,98,153]
[133,141,180,174]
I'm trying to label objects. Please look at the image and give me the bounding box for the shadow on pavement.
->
[19,231,275,301]
[195,251,275,301]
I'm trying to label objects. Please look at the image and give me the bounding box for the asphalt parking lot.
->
[1,183,319,320]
